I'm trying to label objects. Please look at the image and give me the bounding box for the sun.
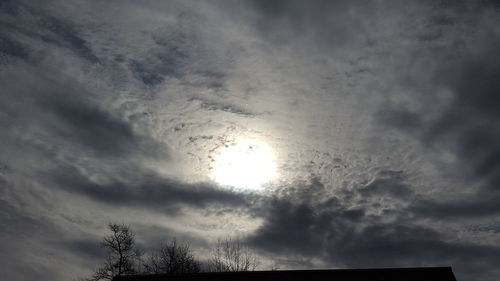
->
[211,138,277,190]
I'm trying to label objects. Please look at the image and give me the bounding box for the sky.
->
[0,0,499,280]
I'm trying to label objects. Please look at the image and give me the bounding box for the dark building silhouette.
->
[113,267,457,281]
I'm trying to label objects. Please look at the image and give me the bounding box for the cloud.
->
[249,0,377,48]
[374,5,500,221]
[411,195,500,219]
[1,1,500,281]
[0,66,165,159]
[129,32,189,86]
[331,223,500,281]
[48,162,251,212]
[430,43,500,190]
[0,0,98,63]
[248,176,500,280]
[0,34,29,60]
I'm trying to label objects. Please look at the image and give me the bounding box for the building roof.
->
[113,267,457,281]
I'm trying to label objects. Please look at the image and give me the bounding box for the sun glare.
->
[211,138,277,190]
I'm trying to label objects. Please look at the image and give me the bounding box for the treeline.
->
[84,223,260,281]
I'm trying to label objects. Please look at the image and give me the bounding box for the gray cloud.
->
[249,177,500,280]
[129,33,188,86]
[375,8,500,221]
[48,162,251,212]
[1,1,499,281]
[249,0,377,48]
[331,223,500,281]
[0,0,98,63]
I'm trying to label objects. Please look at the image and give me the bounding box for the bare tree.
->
[143,239,200,274]
[89,223,142,281]
[209,238,259,272]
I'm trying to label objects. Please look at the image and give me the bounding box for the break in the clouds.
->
[1,0,499,280]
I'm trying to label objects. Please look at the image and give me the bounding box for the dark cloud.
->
[431,45,500,190]
[247,165,500,280]
[0,34,29,60]
[359,170,414,199]
[47,98,142,156]
[48,163,251,212]
[376,109,422,132]
[248,177,365,257]
[0,0,98,63]
[331,223,500,281]
[411,195,500,219]
[0,68,165,159]
[129,35,187,86]
[249,199,345,256]
[249,178,500,280]
[0,197,66,281]
[250,0,376,47]
[58,238,104,260]
[378,17,500,221]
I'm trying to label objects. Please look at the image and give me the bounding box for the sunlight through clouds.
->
[211,138,277,191]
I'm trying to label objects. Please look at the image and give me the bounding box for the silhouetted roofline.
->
[113,266,457,281]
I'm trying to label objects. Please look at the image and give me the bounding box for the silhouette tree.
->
[143,239,200,274]
[209,238,258,272]
[89,223,142,281]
